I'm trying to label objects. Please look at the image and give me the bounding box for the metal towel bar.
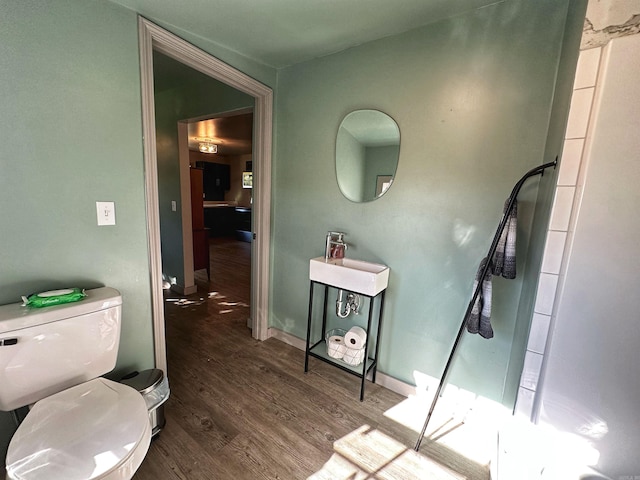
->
[414,158,558,451]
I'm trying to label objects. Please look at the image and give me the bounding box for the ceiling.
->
[152,51,254,156]
[136,0,504,156]
[109,0,503,68]
[341,111,399,147]
[188,112,253,156]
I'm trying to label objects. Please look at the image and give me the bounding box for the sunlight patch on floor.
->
[383,373,510,467]
[308,425,465,480]
[164,288,250,316]
[165,298,206,306]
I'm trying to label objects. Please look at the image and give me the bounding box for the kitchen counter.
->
[203,201,237,208]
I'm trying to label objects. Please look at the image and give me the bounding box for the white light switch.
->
[171,200,177,212]
[96,201,116,226]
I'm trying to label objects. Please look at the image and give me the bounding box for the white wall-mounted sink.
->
[309,257,389,296]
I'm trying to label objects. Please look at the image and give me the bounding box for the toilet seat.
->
[6,378,151,480]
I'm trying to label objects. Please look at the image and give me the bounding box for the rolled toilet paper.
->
[344,326,367,349]
[327,335,347,359]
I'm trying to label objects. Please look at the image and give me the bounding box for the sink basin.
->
[309,257,389,296]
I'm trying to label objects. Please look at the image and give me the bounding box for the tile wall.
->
[514,45,603,419]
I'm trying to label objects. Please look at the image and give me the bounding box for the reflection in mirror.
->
[336,110,400,202]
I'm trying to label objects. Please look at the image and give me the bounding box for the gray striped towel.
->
[494,199,517,279]
[466,257,494,339]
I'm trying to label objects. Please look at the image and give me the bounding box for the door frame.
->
[138,17,272,372]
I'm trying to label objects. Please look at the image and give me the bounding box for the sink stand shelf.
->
[304,280,386,401]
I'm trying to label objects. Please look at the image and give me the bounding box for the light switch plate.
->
[96,201,116,226]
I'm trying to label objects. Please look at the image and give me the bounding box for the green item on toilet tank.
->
[21,288,86,308]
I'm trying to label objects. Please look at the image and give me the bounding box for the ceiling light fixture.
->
[199,142,218,154]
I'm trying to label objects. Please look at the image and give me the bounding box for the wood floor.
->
[133,238,490,479]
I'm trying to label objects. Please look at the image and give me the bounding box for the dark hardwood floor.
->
[133,238,489,479]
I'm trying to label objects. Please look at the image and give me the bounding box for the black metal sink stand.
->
[304,280,386,401]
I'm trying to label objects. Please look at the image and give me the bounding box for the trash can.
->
[120,369,170,438]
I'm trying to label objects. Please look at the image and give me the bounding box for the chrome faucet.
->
[325,231,348,261]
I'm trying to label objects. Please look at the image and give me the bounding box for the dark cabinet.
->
[203,206,252,240]
[234,207,252,242]
[204,206,235,237]
[196,161,230,200]
[235,207,251,232]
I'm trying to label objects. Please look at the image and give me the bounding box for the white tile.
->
[565,87,595,139]
[534,273,559,315]
[527,313,551,354]
[549,186,575,231]
[514,387,535,419]
[541,231,566,274]
[520,351,544,391]
[558,138,584,186]
[573,47,601,89]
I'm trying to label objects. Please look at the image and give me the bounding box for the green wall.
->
[0,0,274,464]
[153,52,253,288]
[0,0,151,458]
[0,0,153,366]
[335,129,366,201]
[271,0,579,403]
[363,145,400,201]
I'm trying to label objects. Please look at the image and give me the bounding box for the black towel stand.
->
[414,158,558,451]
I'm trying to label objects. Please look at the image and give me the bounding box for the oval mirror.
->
[336,110,400,202]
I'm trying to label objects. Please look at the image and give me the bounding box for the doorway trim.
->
[138,17,272,372]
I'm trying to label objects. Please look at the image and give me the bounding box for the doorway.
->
[186,110,254,310]
[138,18,272,373]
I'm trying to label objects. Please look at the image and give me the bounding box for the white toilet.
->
[0,287,152,479]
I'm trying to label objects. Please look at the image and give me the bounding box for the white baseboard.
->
[373,370,416,398]
[268,327,306,349]
[267,327,415,399]
[170,283,197,295]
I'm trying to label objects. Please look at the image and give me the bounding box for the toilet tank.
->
[0,287,122,411]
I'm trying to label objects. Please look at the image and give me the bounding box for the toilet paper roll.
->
[327,335,347,359]
[344,326,367,349]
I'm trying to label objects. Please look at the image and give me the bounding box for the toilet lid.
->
[6,378,151,480]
